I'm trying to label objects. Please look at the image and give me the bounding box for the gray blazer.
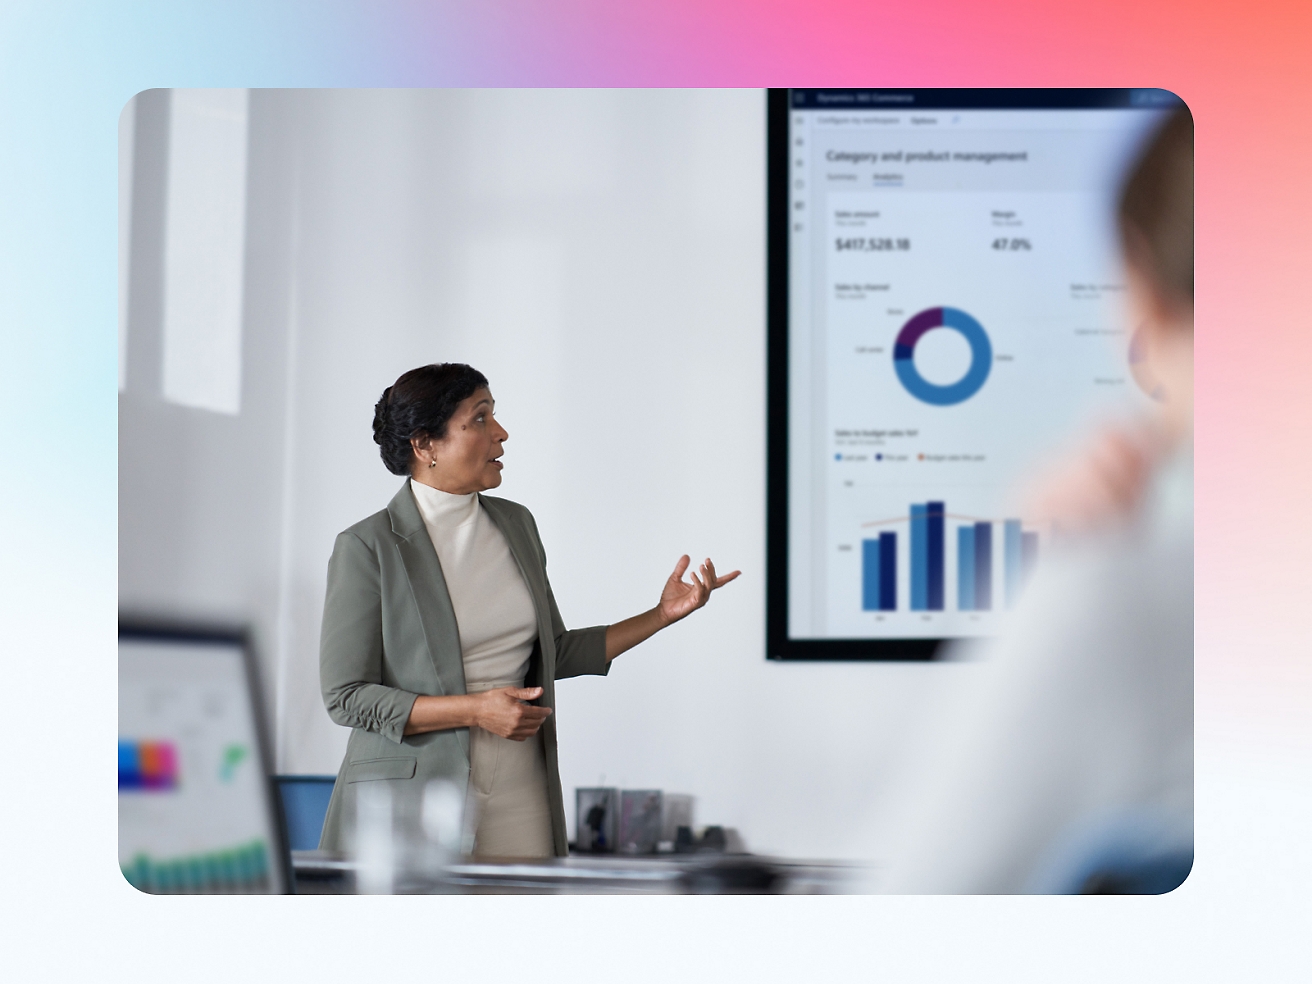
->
[317,480,610,855]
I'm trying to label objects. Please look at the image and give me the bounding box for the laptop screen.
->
[118,626,287,893]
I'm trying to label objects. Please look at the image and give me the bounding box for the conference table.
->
[291,850,866,894]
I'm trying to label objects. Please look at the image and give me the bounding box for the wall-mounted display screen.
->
[767,89,1181,660]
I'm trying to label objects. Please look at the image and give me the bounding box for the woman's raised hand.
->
[657,555,741,626]
[474,686,552,741]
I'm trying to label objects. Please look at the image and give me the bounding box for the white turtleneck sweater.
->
[409,480,538,689]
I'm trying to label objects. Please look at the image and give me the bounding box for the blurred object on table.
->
[618,790,663,854]
[660,793,694,846]
[575,787,618,852]
[290,850,864,894]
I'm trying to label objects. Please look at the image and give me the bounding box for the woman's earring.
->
[429,459,436,468]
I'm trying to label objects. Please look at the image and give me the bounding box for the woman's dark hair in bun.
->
[373,363,490,475]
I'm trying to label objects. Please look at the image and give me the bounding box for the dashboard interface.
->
[768,89,1181,659]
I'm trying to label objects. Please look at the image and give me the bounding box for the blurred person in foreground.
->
[877,107,1194,894]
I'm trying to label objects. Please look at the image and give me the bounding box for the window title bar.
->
[788,88,1184,111]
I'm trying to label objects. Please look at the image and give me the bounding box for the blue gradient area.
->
[0,0,466,938]
[0,1,474,568]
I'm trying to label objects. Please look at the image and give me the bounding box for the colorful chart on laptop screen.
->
[118,632,283,893]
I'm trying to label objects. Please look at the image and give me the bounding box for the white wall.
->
[121,89,954,860]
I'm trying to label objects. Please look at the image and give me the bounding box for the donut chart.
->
[893,307,992,406]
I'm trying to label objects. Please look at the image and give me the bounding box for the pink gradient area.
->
[387,0,1312,747]
[391,0,1309,86]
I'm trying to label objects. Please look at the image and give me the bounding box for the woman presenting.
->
[318,363,738,858]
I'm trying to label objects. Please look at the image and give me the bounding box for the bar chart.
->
[120,838,271,894]
[862,502,1039,613]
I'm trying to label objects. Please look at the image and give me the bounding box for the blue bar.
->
[118,740,140,789]
[879,532,897,610]
[926,502,945,610]
[974,522,993,610]
[862,539,881,611]
[1004,519,1022,608]
[1022,531,1039,581]
[957,526,975,611]
[910,505,928,611]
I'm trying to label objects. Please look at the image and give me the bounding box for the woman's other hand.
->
[657,555,741,626]
[474,686,552,741]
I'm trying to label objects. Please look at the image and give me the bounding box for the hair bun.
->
[372,386,393,445]
[372,364,489,476]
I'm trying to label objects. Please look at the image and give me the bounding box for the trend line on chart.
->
[861,512,1011,528]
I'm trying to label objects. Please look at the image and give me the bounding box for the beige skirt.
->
[465,679,553,859]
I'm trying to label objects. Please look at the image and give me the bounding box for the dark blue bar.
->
[862,539,881,611]
[788,89,1183,111]
[926,501,945,611]
[879,532,897,611]
[974,522,993,611]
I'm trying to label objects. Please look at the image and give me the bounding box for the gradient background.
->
[2,0,1309,980]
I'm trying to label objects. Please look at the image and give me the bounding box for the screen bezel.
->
[118,618,293,893]
[764,88,1182,662]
